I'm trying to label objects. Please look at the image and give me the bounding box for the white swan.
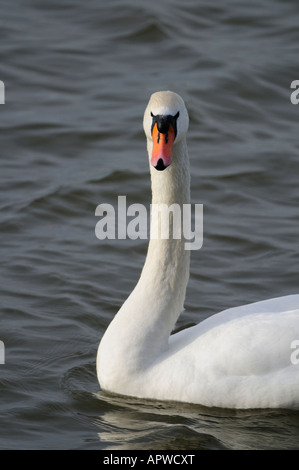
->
[97,91,299,409]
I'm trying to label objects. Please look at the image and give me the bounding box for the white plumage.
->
[97,91,299,409]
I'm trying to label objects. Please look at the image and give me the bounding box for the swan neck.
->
[97,136,191,387]
[138,137,190,340]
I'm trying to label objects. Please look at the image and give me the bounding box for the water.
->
[1,0,299,450]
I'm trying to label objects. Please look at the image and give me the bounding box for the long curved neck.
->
[125,138,190,347]
[140,137,191,335]
[100,138,190,372]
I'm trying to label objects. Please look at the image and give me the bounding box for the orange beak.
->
[151,123,175,171]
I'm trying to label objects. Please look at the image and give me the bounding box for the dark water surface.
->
[1,0,299,450]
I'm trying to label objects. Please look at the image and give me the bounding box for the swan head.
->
[143,91,189,171]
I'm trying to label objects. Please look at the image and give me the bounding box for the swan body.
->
[97,91,299,409]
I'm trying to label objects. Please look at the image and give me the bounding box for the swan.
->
[97,91,299,409]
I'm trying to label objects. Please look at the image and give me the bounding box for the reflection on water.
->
[1,0,299,450]
[93,392,299,450]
